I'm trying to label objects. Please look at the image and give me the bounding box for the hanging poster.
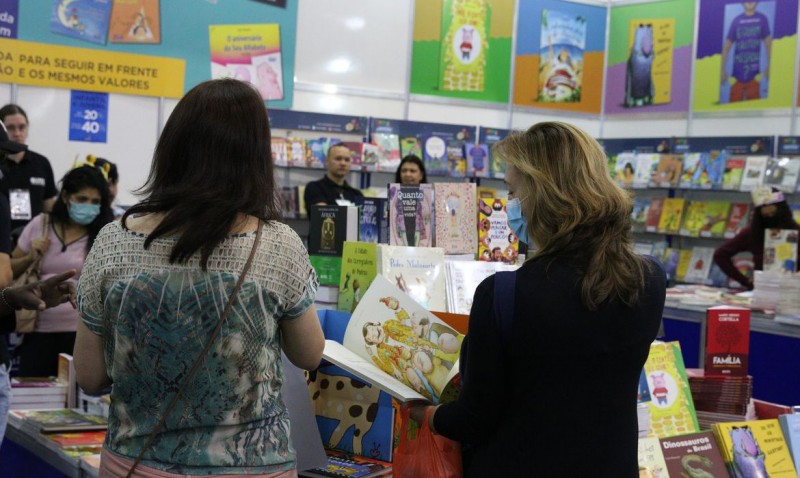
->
[0,0,18,39]
[69,90,108,143]
[209,23,284,101]
[605,0,694,115]
[49,0,112,45]
[411,0,514,103]
[513,0,606,114]
[694,0,798,112]
[108,0,160,44]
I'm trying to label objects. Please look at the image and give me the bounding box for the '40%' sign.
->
[69,90,108,143]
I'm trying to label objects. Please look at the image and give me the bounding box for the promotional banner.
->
[513,0,606,113]
[411,0,514,103]
[605,0,694,115]
[0,39,184,97]
[694,0,798,112]
[209,24,283,101]
[69,90,108,142]
[0,0,18,39]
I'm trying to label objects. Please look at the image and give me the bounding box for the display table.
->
[660,303,800,405]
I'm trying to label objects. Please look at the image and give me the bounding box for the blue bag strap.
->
[493,270,516,347]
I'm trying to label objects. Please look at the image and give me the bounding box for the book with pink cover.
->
[433,183,477,254]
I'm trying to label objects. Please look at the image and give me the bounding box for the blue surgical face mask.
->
[506,197,531,245]
[69,202,100,225]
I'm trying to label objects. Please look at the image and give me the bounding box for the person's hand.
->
[31,237,51,258]
[5,270,77,311]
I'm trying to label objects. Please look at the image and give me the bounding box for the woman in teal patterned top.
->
[74,79,325,477]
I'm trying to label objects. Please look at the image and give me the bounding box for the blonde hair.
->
[493,122,647,310]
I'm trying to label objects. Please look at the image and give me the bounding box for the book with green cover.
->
[643,341,699,438]
[337,242,378,314]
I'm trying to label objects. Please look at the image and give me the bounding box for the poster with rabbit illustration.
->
[209,23,284,101]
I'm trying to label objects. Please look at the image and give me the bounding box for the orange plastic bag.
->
[393,405,462,478]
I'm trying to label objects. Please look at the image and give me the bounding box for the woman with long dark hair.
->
[74,79,324,477]
[11,165,112,376]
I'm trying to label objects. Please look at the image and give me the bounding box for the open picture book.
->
[322,275,464,404]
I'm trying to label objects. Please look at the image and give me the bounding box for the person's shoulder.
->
[25,150,51,164]
[262,220,304,247]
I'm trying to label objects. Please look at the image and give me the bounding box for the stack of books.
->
[44,430,106,458]
[300,448,391,478]
[686,369,754,429]
[776,273,800,325]
[10,377,68,410]
[8,409,108,436]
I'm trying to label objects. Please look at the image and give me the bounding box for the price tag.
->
[69,90,108,143]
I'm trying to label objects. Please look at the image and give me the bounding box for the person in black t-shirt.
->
[0,105,58,243]
[303,143,364,216]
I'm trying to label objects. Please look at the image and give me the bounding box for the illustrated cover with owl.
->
[433,182,477,254]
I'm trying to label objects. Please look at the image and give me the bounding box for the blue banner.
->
[69,90,108,143]
[0,0,18,39]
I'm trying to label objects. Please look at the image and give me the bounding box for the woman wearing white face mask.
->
[11,166,113,376]
[410,122,666,477]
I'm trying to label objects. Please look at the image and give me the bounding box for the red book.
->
[724,203,750,238]
[645,197,665,233]
[705,306,750,377]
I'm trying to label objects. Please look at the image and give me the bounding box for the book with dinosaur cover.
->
[337,242,378,314]
[659,431,730,478]
[377,244,446,312]
[642,341,699,438]
[388,184,434,248]
[712,419,797,477]
[325,275,464,404]
[433,182,477,254]
[705,306,750,377]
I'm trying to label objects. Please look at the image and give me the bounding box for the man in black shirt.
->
[0,105,58,242]
[303,143,364,216]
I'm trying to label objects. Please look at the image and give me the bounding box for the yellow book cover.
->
[657,198,685,234]
[643,342,699,438]
[478,198,519,264]
[679,201,706,237]
[675,249,693,283]
[699,201,732,238]
[337,242,378,314]
[712,419,797,477]
[439,0,490,92]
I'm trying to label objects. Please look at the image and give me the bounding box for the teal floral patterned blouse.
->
[77,220,317,474]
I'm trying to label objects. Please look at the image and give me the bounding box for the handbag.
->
[13,214,49,333]
[394,405,462,478]
[126,220,263,478]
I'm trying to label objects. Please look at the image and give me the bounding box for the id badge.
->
[9,189,32,221]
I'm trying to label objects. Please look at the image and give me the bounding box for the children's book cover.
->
[699,201,732,238]
[439,0,490,93]
[50,0,113,45]
[337,242,378,314]
[632,196,651,233]
[309,205,360,286]
[372,132,401,174]
[538,9,586,103]
[692,151,727,189]
[109,0,160,44]
[307,363,395,463]
[679,201,706,237]
[657,198,686,234]
[645,197,665,233]
[446,141,466,178]
[637,437,668,478]
[614,152,638,188]
[377,244,446,313]
[764,157,800,193]
[625,19,675,108]
[633,153,659,189]
[400,136,421,159]
[724,203,751,239]
[478,198,519,264]
[643,341,699,438]
[271,137,288,167]
[706,306,750,377]
[421,134,449,177]
[763,228,799,273]
[675,249,694,283]
[287,137,306,167]
[361,143,379,172]
[337,275,463,403]
[683,247,714,285]
[712,419,797,477]
[680,153,702,189]
[466,143,489,178]
[722,156,746,190]
[209,24,283,101]
[650,154,682,188]
[304,448,392,478]
[739,156,769,191]
[445,260,519,315]
[388,184,434,248]
[434,182,477,254]
[306,138,330,169]
[659,431,730,478]
[778,413,800,472]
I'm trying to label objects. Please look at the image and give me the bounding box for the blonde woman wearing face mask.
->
[410,122,666,476]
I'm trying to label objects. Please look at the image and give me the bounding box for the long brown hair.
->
[493,122,647,310]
